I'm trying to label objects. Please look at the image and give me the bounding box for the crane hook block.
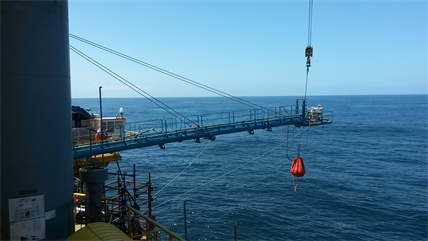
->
[305,45,313,57]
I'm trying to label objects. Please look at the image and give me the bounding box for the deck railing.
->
[126,205,183,241]
[73,193,183,241]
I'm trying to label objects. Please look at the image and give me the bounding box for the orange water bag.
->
[290,157,305,177]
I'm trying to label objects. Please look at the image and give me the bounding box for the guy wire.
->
[70,45,199,127]
[70,34,276,115]
[153,140,212,197]
[154,126,309,209]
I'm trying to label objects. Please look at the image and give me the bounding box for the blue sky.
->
[69,0,427,98]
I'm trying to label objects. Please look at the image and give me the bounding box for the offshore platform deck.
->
[73,100,332,159]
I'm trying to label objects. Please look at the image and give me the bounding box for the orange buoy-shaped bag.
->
[291,157,305,177]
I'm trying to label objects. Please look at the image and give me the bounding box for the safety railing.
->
[126,205,183,241]
[72,106,297,146]
[73,193,182,240]
[322,111,333,123]
[71,104,331,159]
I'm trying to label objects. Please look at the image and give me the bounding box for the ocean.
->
[72,95,428,241]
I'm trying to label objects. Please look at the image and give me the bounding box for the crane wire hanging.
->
[70,34,276,115]
[292,0,314,160]
[289,0,315,192]
[286,124,310,161]
[304,0,314,100]
[307,0,314,47]
[70,45,199,128]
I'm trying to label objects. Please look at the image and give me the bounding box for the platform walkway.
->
[72,106,332,159]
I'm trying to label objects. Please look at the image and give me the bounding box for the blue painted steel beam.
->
[73,115,331,159]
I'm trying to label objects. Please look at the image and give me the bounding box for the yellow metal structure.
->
[67,222,132,241]
[73,152,122,176]
[71,194,182,241]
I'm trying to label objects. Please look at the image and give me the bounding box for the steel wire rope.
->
[70,33,266,110]
[286,126,293,161]
[285,126,303,157]
[296,0,314,153]
[153,140,212,198]
[307,0,313,47]
[70,45,199,128]
[304,0,314,100]
[304,73,309,100]
[286,125,310,160]
[301,123,311,147]
[153,127,309,209]
[69,34,277,115]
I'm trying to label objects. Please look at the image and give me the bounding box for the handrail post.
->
[228,111,231,124]
[161,119,164,132]
[89,127,94,165]
[184,200,188,241]
[148,172,152,218]
[122,124,125,142]
[234,223,239,241]
[128,208,132,237]
[233,112,235,128]
[99,86,105,166]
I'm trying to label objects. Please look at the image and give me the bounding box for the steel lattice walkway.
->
[73,107,332,159]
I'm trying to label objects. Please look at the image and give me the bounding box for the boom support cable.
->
[69,34,274,114]
[70,45,199,128]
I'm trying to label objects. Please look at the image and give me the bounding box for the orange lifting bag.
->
[291,157,305,177]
